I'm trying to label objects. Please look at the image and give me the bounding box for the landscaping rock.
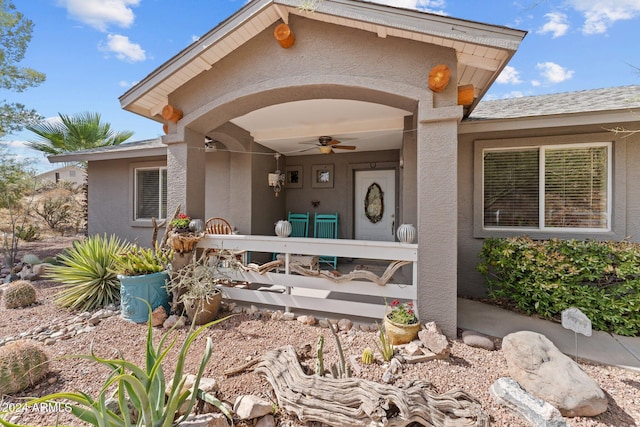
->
[151,306,168,327]
[338,318,353,331]
[502,331,607,417]
[181,413,230,427]
[233,395,273,420]
[490,377,567,427]
[418,322,450,358]
[462,330,495,351]
[255,414,276,427]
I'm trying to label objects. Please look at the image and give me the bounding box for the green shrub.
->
[477,237,640,336]
[47,234,130,311]
[15,225,40,242]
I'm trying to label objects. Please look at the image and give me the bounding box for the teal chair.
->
[313,212,338,269]
[288,212,310,237]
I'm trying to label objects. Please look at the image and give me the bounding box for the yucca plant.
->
[0,303,233,427]
[47,234,130,311]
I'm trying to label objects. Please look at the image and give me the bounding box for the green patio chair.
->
[313,212,338,269]
[288,211,310,237]
[273,212,310,260]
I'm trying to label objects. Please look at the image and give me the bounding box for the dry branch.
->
[255,345,489,427]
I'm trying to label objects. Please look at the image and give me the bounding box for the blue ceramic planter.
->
[118,272,170,323]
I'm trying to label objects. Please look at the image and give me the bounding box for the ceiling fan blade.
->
[327,139,341,146]
[333,145,356,150]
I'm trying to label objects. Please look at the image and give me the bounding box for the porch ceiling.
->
[230,99,410,156]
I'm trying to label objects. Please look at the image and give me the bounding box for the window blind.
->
[136,169,161,219]
[483,149,539,228]
[544,146,608,228]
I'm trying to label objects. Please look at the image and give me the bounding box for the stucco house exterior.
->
[35,165,86,187]
[50,0,640,336]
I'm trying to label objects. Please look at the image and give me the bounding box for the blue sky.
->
[3,0,640,172]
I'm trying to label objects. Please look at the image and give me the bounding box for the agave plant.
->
[0,303,233,427]
[47,234,131,311]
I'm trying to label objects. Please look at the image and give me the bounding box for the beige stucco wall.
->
[87,156,166,245]
[457,122,640,297]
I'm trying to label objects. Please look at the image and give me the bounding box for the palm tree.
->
[25,112,133,155]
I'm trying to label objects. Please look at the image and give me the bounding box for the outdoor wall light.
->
[268,153,285,197]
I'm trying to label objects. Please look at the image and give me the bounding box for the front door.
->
[354,169,396,241]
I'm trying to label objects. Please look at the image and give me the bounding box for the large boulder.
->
[502,331,607,417]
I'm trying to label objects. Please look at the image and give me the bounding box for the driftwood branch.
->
[255,345,489,427]
[243,259,410,286]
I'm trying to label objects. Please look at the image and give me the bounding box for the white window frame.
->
[133,166,167,221]
[482,142,612,233]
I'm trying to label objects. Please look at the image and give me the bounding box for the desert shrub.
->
[477,237,640,336]
[46,234,130,311]
[15,225,40,242]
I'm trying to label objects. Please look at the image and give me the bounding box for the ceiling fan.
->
[310,136,357,154]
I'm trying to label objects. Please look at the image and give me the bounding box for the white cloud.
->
[536,62,574,83]
[496,66,523,84]
[537,12,569,38]
[57,0,140,32]
[369,0,447,14]
[101,34,146,62]
[566,0,640,34]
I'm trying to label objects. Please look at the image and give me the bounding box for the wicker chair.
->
[203,217,246,265]
[204,217,233,235]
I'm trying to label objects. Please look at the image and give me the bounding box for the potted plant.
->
[170,213,192,233]
[167,253,225,325]
[383,299,421,345]
[112,244,173,323]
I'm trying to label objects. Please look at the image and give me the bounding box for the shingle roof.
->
[468,85,640,121]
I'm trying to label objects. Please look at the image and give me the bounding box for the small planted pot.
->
[119,272,171,323]
[184,291,223,325]
[383,314,421,345]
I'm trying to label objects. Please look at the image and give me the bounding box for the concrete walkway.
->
[458,298,640,371]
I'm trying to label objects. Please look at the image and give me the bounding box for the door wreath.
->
[365,182,384,223]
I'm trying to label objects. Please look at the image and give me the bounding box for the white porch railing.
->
[196,234,418,321]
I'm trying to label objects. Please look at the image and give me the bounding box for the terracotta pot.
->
[184,292,222,325]
[383,315,421,345]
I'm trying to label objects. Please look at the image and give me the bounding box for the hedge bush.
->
[477,236,640,336]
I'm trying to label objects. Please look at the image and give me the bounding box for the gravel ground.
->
[1,237,639,426]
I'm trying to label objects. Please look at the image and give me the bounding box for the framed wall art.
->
[311,164,334,188]
[285,165,303,189]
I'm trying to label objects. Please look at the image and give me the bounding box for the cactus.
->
[0,340,49,394]
[3,280,37,309]
[315,335,324,376]
[22,254,41,265]
[328,321,351,378]
[361,347,374,365]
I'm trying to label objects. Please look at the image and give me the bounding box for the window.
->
[483,143,610,231]
[135,167,167,220]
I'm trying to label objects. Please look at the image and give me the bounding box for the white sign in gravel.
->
[561,307,592,337]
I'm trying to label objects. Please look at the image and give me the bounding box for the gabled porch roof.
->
[119,0,526,129]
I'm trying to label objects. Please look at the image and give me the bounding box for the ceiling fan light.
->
[319,146,333,154]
